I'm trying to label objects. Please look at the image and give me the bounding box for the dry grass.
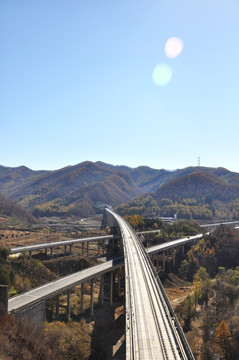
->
[166,287,194,308]
[0,229,69,248]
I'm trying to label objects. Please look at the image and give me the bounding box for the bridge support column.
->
[151,254,154,267]
[87,242,89,256]
[43,300,46,322]
[64,245,67,254]
[98,242,100,256]
[29,251,32,260]
[167,249,169,261]
[182,245,185,254]
[100,276,104,304]
[0,285,8,317]
[69,245,73,255]
[67,290,71,319]
[102,241,105,255]
[80,283,84,314]
[45,248,48,255]
[119,238,123,254]
[90,280,94,316]
[50,248,53,258]
[117,268,121,297]
[162,251,166,272]
[173,249,176,266]
[56,295,59,320]
[109,271,113,306]
[82,243,84,255]
[110,226,118,235]
[156,254,159,271]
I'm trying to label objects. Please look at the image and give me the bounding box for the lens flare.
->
[152,64,173,86]
[165,37,183,58]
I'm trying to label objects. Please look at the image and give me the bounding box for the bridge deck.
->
[8,234,202,315]
[8,260,122,313]
[107,210,190,359]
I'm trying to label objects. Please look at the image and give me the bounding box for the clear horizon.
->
[1,1,239,173]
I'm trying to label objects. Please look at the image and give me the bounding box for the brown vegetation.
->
[0,315,92,360]
[172,225,239,359]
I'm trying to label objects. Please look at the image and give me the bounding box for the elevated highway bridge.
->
[4,214,238,358]
[106,209,194,359]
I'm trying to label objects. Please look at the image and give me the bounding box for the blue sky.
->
[1,0,239,172]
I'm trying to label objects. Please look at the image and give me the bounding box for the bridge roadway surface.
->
[8,233,202,315]
[10,220,239,255]
[200,220,239,228]
[10,231,159,255]
[10,235,116,254]
[8,220,238,314]
[107,209,191,360]
[8,259,122,313]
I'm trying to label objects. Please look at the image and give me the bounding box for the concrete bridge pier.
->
[0,285,8,317]
[102,240,105,255]
[117,268,121,297]
[105,209,120,236]
[56,295,60,319]
[151,254,154,267]
[98,242,100,256]
[69,245,73,255]
[156,253,159,271]
[67,290,71,318]
[55,290,71,320]
[162,251,166,272]
[172,249,176,266]
[87,242,89,256]
[100,275,104,304]
[90,280,94,316]
[45,248,48,255]
[50,248,53,258]
[80,283,84,314]
[29,251,32,259]
[82,242,84,255]
[109,271,113,306]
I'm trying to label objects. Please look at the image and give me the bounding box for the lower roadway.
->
[8,232,202,319]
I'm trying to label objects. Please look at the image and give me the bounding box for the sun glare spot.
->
[165,37,183,58]
[152,64,173,86]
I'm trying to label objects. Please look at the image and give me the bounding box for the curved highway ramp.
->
[107,209,194,360]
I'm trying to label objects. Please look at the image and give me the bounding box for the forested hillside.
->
[0,193,35,225]
[1,162,239,219]
[117,171,239,220]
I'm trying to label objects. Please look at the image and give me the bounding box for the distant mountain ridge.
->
[1,161,239,219]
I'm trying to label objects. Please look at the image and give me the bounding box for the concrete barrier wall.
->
[13,300,46,326]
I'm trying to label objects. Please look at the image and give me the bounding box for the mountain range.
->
[1,161,239,221]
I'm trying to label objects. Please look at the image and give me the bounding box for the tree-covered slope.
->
[0,193,35,224]
[2,161,239,218]
[117,171,239,220]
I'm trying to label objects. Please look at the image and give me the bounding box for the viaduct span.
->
[106,209,194,359]
[3,211,216,359]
